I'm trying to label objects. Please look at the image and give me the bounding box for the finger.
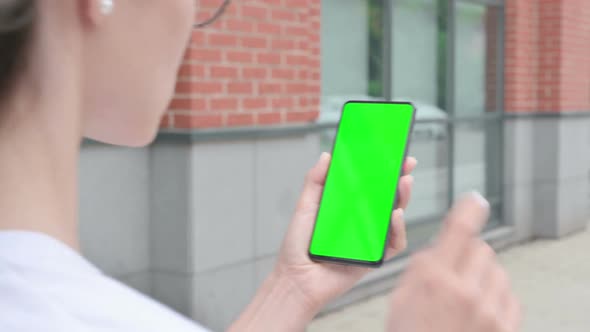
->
[435,192,490,267]
[385,209,407,260]
[495,268,518,330]
[296,152,331,213]
[458,240,495,285]
[402,156,417,175]
[396,175,414,210]
[505,295,523,332]
[482,265,509,308]
[479,266,511,330]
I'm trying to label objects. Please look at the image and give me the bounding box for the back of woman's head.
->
[0,0,35,98]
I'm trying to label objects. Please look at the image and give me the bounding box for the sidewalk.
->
[309,223,590,332]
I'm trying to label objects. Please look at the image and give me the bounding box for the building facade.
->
[79,0,590,330]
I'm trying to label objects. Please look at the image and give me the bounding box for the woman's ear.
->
[79,0,113,27]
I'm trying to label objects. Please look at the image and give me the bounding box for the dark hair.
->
[0,0,36,98]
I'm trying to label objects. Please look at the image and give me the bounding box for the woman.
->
[0,1,520,331]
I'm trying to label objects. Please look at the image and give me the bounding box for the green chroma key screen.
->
[309,101,415,266]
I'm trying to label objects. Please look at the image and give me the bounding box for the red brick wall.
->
[504,0,540,113]
[556,0,590,111]
[162,0,321,130]
[505,0,590,113]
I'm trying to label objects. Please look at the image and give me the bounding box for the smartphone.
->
[308,101,416,267]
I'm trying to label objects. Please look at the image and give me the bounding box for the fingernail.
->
[319,152,330,162]
[469,191,489,209]
[397,208,404,218]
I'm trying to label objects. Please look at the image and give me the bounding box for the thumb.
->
[296,152,331,213]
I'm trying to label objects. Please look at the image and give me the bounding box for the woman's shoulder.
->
[0,231,209,332]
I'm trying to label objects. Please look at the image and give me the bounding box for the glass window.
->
[321,0,385,102]
[392,0,440,108]
[454,1,503,224]
[453,119,503,223]
[320,0,384,150]
[391,0,450,246]
[455,2,502,115]
[405,122,450,233]
[319,0,505,249]
[321,0,371,97]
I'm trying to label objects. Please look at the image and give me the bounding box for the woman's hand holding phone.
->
[274,152,417,314]
[229,153,416,331]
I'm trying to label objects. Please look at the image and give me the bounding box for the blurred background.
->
[79,0,590,331]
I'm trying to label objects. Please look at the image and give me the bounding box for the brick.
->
[271,97,294,109]
[226,51,253,63]
[168,98,207,111]
[308,84,321,94]
[298,97,309,107]
[187,48,222,62]
[271,68,296,80]
[258,112,282,125]
[194,100,211,113]
[311,21,320,30]
[296,40,309,50]
[241,36,268,49]
[311,47,321,58]
[297,70,309,80]
[242,67,267,79]
[242,5,268,20]
[228,82,253,94]
[190,31,206,45]
[271,39,296,50]
[211,98,239,110]
[286,55,308,66]
[297,11,308,22]
[176,81,223,94]
[177,64,206,78]
[308,59,321,67]
[286,111,319,123]
[210,66,239,79]
[257,22,282,35]
[271,9,296,21]
[257,52,281,65]
[259,83,283,94]
[174,114,223,129]
[225,19,254,32]
[285,0,308,7]
[286,83,308,94]
[242,98,268,110]
[208,33,238,47]
[309,6,320,17]
[310,36,320,48]
[285,26,308,36]
[227,113,255,126]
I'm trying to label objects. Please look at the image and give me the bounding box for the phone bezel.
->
[308,100,417,268]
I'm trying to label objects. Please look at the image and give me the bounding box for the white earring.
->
[100,0,114,15]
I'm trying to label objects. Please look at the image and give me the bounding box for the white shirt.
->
[0,231,209,332]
